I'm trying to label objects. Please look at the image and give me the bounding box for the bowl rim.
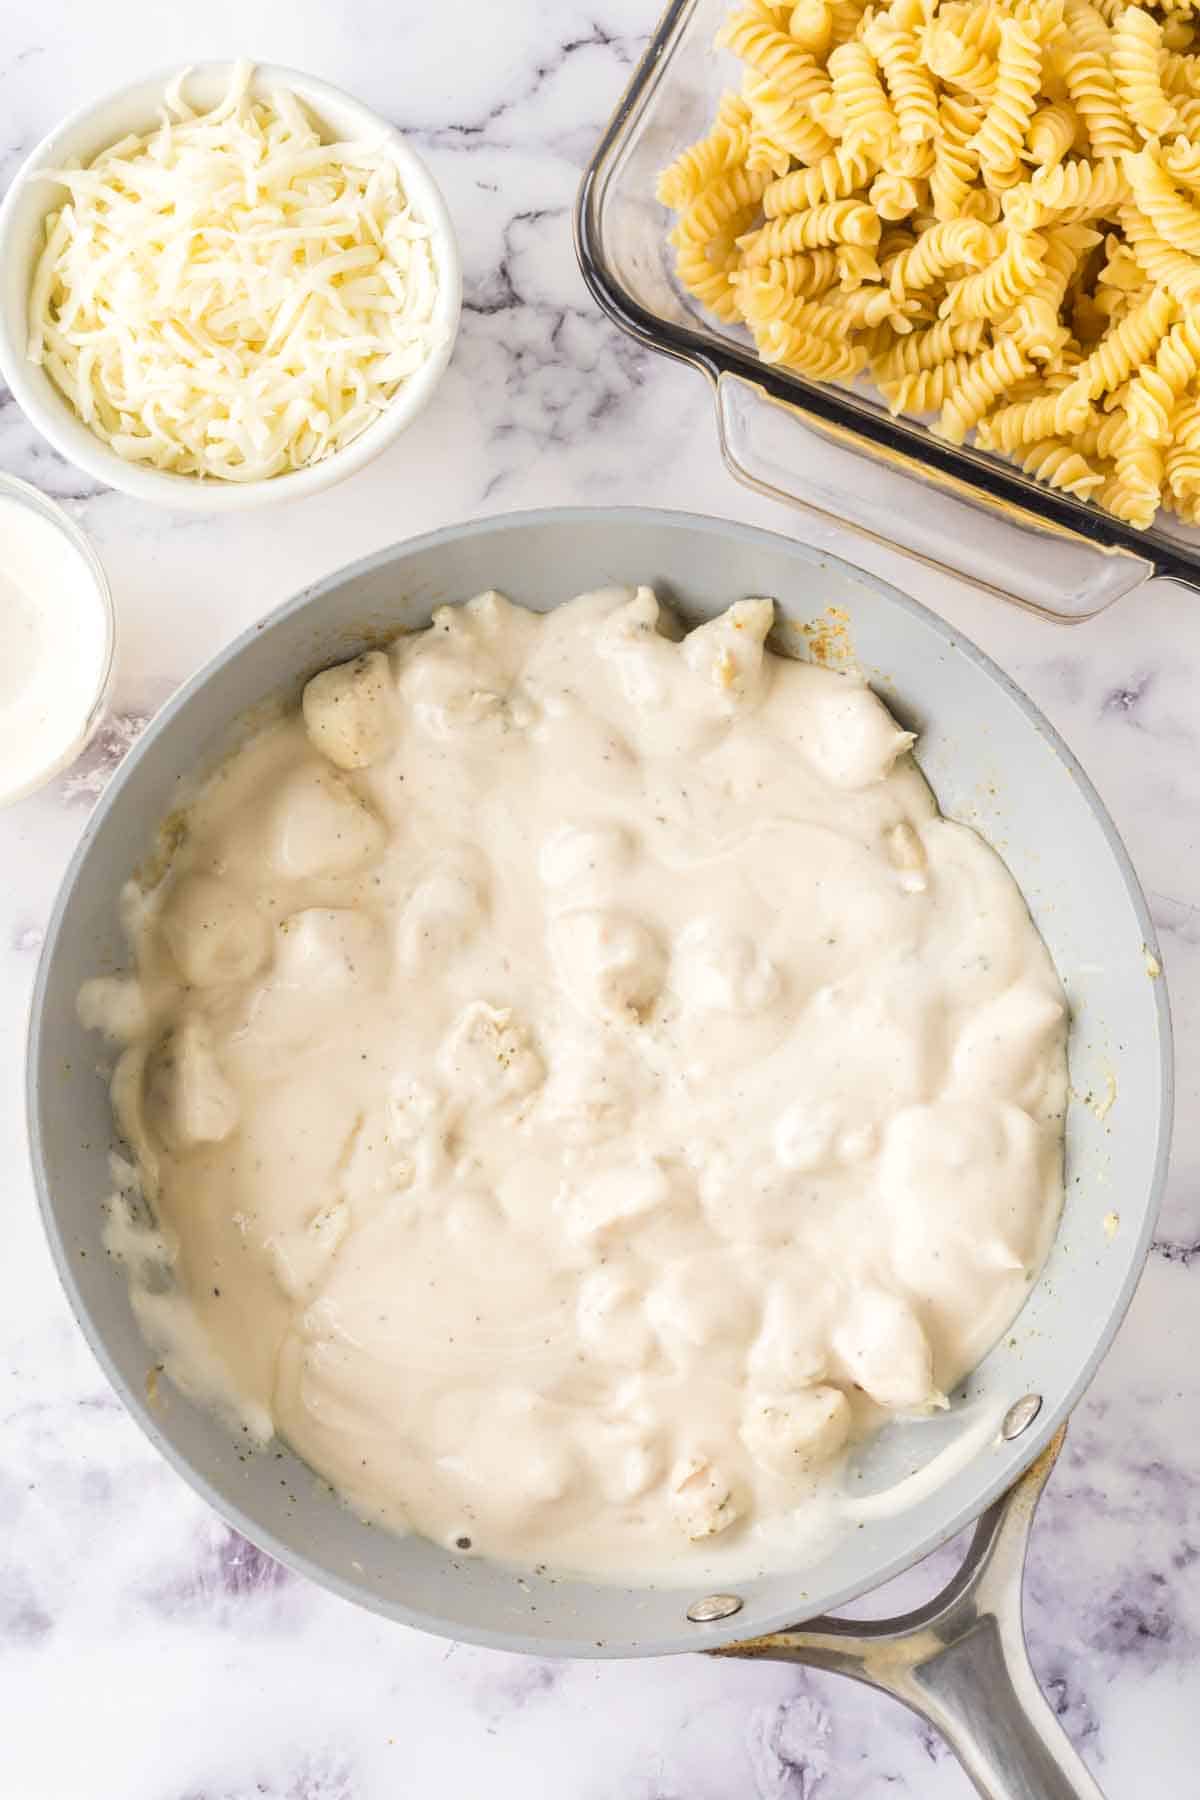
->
[25,505,1174,1657]
[0,60,463,512]
[0,470,116,805]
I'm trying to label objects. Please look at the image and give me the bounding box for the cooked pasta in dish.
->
[658,0,1200,530]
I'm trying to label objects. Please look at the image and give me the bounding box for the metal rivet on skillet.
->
[1002,1394,1043,1440]
[686,1593,744,1623]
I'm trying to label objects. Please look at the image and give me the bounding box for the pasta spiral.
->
[763,146,875,215]
[873,314,987,378]
[1161,50,1200,98]
[1119,199,1200,299]
[924,20,997,99]
[931,96,984,220]
[937,334,1032,441]
[975,381,1090,447]
[836,242,884,286]
[1112,6,1178,136]
[1163,135,1200,187]
[882,352,978,414]
[1165,393,1200,495]
[743,74,837,164]
[1110,420,1165,524]
[734,250,841,307]
[717,12,830,98]
[758,318,868,376]
[827,42,898,150]
[657,96,753,209]
[1017,438,1106,495]
[674,237,743,321]
[1125,144,1200,252]
[1001,222,1099,359]
[1004,156,1129,228]
[888,217,999,299]
[1025,101,1082,167]
[863,16,940,142]
[790,0,835,56]
[871,170,928,218]
[829,0,872,46]
[1060,11,1138,158]
[1123,311,1200,437]
[940,229,1047,318]
[674,167,771,247]
[1073,283,1174,395]
[974,20,1043,180]
[740,198,881,261]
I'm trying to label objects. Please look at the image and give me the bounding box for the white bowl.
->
[0,471,116,805]
[0,63,462,511]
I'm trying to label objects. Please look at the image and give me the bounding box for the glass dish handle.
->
[716,371,1159,625]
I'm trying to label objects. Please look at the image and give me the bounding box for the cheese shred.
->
[28,62,445,482]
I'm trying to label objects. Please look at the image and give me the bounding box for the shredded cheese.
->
[27,62,445,482]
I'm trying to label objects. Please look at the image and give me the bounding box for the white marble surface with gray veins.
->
[1,2,1198,1795]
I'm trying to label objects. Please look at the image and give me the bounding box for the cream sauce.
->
[81,588,1067,1579]
[0,493,110,803]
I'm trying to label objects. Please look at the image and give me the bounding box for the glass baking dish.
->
[575,0,1200,622]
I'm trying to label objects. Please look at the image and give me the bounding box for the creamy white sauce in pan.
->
[81,588,1067,1579]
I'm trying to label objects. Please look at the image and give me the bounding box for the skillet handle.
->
[712,1426,1105,1800]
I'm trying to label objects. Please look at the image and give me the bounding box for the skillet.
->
[27,509,1172,1799]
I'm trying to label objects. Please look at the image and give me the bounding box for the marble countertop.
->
[2,3,1198,1795]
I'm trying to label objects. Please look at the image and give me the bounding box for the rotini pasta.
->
[758,317,869,376]
[1000,222,1099,359]
[888,217,999,300]
[871,169,929,218]
[1004,156,1129,229]
[937,335,1032,441]
[1119,198,1200,298]
[827,41,898,150]
[717,10,829,96]
[836,242,884,285]
[924,18,998,99]
[742,72,836,163]
[1059,4,1138,158]
[1125,144,1200,251]
[734,249,841,306]
[1110,419,1165,525]
[1111,6,1178,135]
[1165,393,1200,494]
[664,0,1200,528]
[881,352,978,413]
[931,95,985,220]
[1017,438,1107,496]
[1123,310,1200,436]
[739,197,881,261]
[1073,283,1174,395]
[1025,101,1083,167]
[862,15,939,142]
[829,1,871,47]
[1161,49,1200,97]
[790,0,834,56]
[657,94,752,210]
[974,20,1043,181]
[975,381,1090,447]
[1163,134,1200,187]
[763,145,875,214]
[873,314,988,378]
[940,229,1047,318]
